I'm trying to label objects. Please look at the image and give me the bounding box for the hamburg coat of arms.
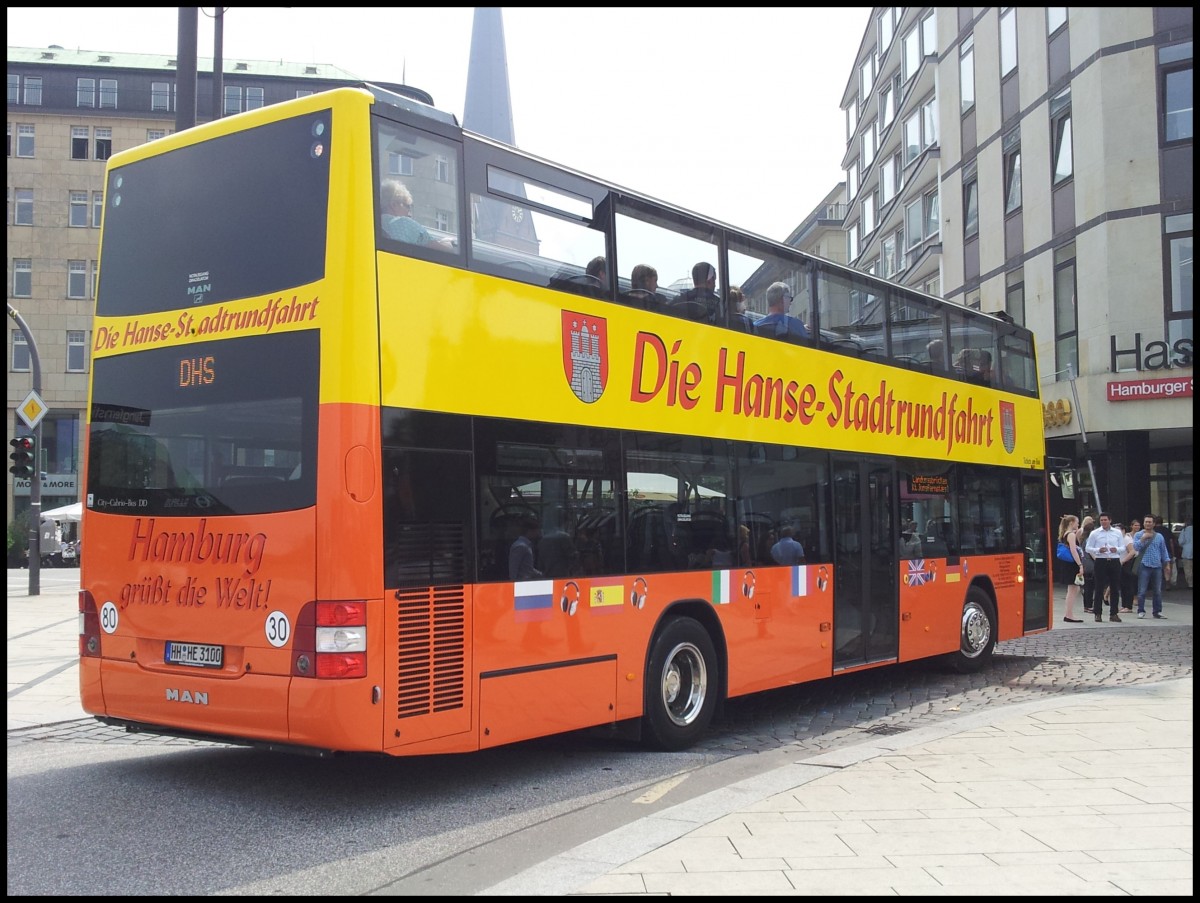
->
[561,311,608,404]
[999,400,1016,454]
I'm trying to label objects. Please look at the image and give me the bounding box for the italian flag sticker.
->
[711,570,732,605]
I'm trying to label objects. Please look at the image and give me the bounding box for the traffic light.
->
[9,436,35,479]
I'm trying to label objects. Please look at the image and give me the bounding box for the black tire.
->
[945,586,997,673]
[643,617,718,751]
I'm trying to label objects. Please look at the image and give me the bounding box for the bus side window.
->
[377,123,461,256]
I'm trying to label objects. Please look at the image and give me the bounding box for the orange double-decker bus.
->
[79,84,1050,755]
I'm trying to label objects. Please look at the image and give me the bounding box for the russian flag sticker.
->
[791,565,808,597]
[514,580,554,622]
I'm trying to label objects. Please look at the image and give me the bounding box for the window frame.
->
[1052,242,1079,380]
[69,190,89,227]
[924,190,940,241]
[68,260,89,299]
[151,81,173,112]
[99,78,118,109]
[71,126,89,161]
[224,85,243,116]
[960,34,976,115]
[1164,213,1193,348]
[23,76,42,106]
[1050,88,1073,185]
[1002,129,1022,214]
[999,7,1018,79]
[861,190,877,236]
[861,120,877,169]
[76,77,96,108]
[16,123,35,158]
[67,330,89,373]
[14,188,34,226]
[12,330,31,372]
[12,258,33,298]
[94,127,113,162]
[1006,269,1026,327]
[962,171,979,239]
[1159,43,1194,145]
[905,198,924,249]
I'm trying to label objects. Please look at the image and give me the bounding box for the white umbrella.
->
[41,502,82,523]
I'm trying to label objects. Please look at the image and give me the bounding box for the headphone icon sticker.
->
[630,576,649,610]
[742,570,756,599]
[560,580,580,616]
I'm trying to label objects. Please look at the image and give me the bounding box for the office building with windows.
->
[839,7,1192,527]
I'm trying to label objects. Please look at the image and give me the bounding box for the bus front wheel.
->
[643,616,718,751]
[946,586,997,673]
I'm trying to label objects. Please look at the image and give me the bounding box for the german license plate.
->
[165,641,224,668]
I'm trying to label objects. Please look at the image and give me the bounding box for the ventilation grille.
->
[390,522,466,587]
[394,585,466,719]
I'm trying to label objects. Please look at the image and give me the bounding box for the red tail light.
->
[79,589,101,658]
[315,653,367,679]
[316,600,368,627]
[291,600,367,679]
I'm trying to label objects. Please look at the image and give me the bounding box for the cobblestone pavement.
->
[692,623,1192,757]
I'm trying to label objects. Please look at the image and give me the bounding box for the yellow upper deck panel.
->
[379,255,1044,469]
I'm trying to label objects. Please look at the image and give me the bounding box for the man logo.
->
[561,311,608,403]
[999,401,1016,454]
[165,688,209,705]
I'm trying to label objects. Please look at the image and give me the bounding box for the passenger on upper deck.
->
[926,338,947,370]
[973,349,994,385]
[627,264,661,310]
[728,286,753,332]
[754,282,810,341]
[381,180,454,250]
[586,256,609,292]
[671,261,721,323]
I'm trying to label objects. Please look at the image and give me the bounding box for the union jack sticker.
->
[904,559,932,587]
[561,311,608,404]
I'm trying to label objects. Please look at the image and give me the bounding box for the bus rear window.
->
[97,110,331,316]
[87,331,318,516]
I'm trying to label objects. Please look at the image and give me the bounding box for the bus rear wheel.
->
[946,586,997,673]
[643,616,718,751]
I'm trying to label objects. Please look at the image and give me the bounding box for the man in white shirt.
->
[1084,512,1132,623]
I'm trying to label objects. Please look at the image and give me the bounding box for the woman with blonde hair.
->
[1057,514,1084,622]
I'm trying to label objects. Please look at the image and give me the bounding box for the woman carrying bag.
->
[1056,514,1085,622]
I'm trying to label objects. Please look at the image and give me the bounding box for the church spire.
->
[463,7,516,145]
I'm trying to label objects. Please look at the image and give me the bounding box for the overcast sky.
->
[7,6,870,241]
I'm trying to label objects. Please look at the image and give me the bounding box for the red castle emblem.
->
[999,401,1016,454]
[561,311,608,404]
